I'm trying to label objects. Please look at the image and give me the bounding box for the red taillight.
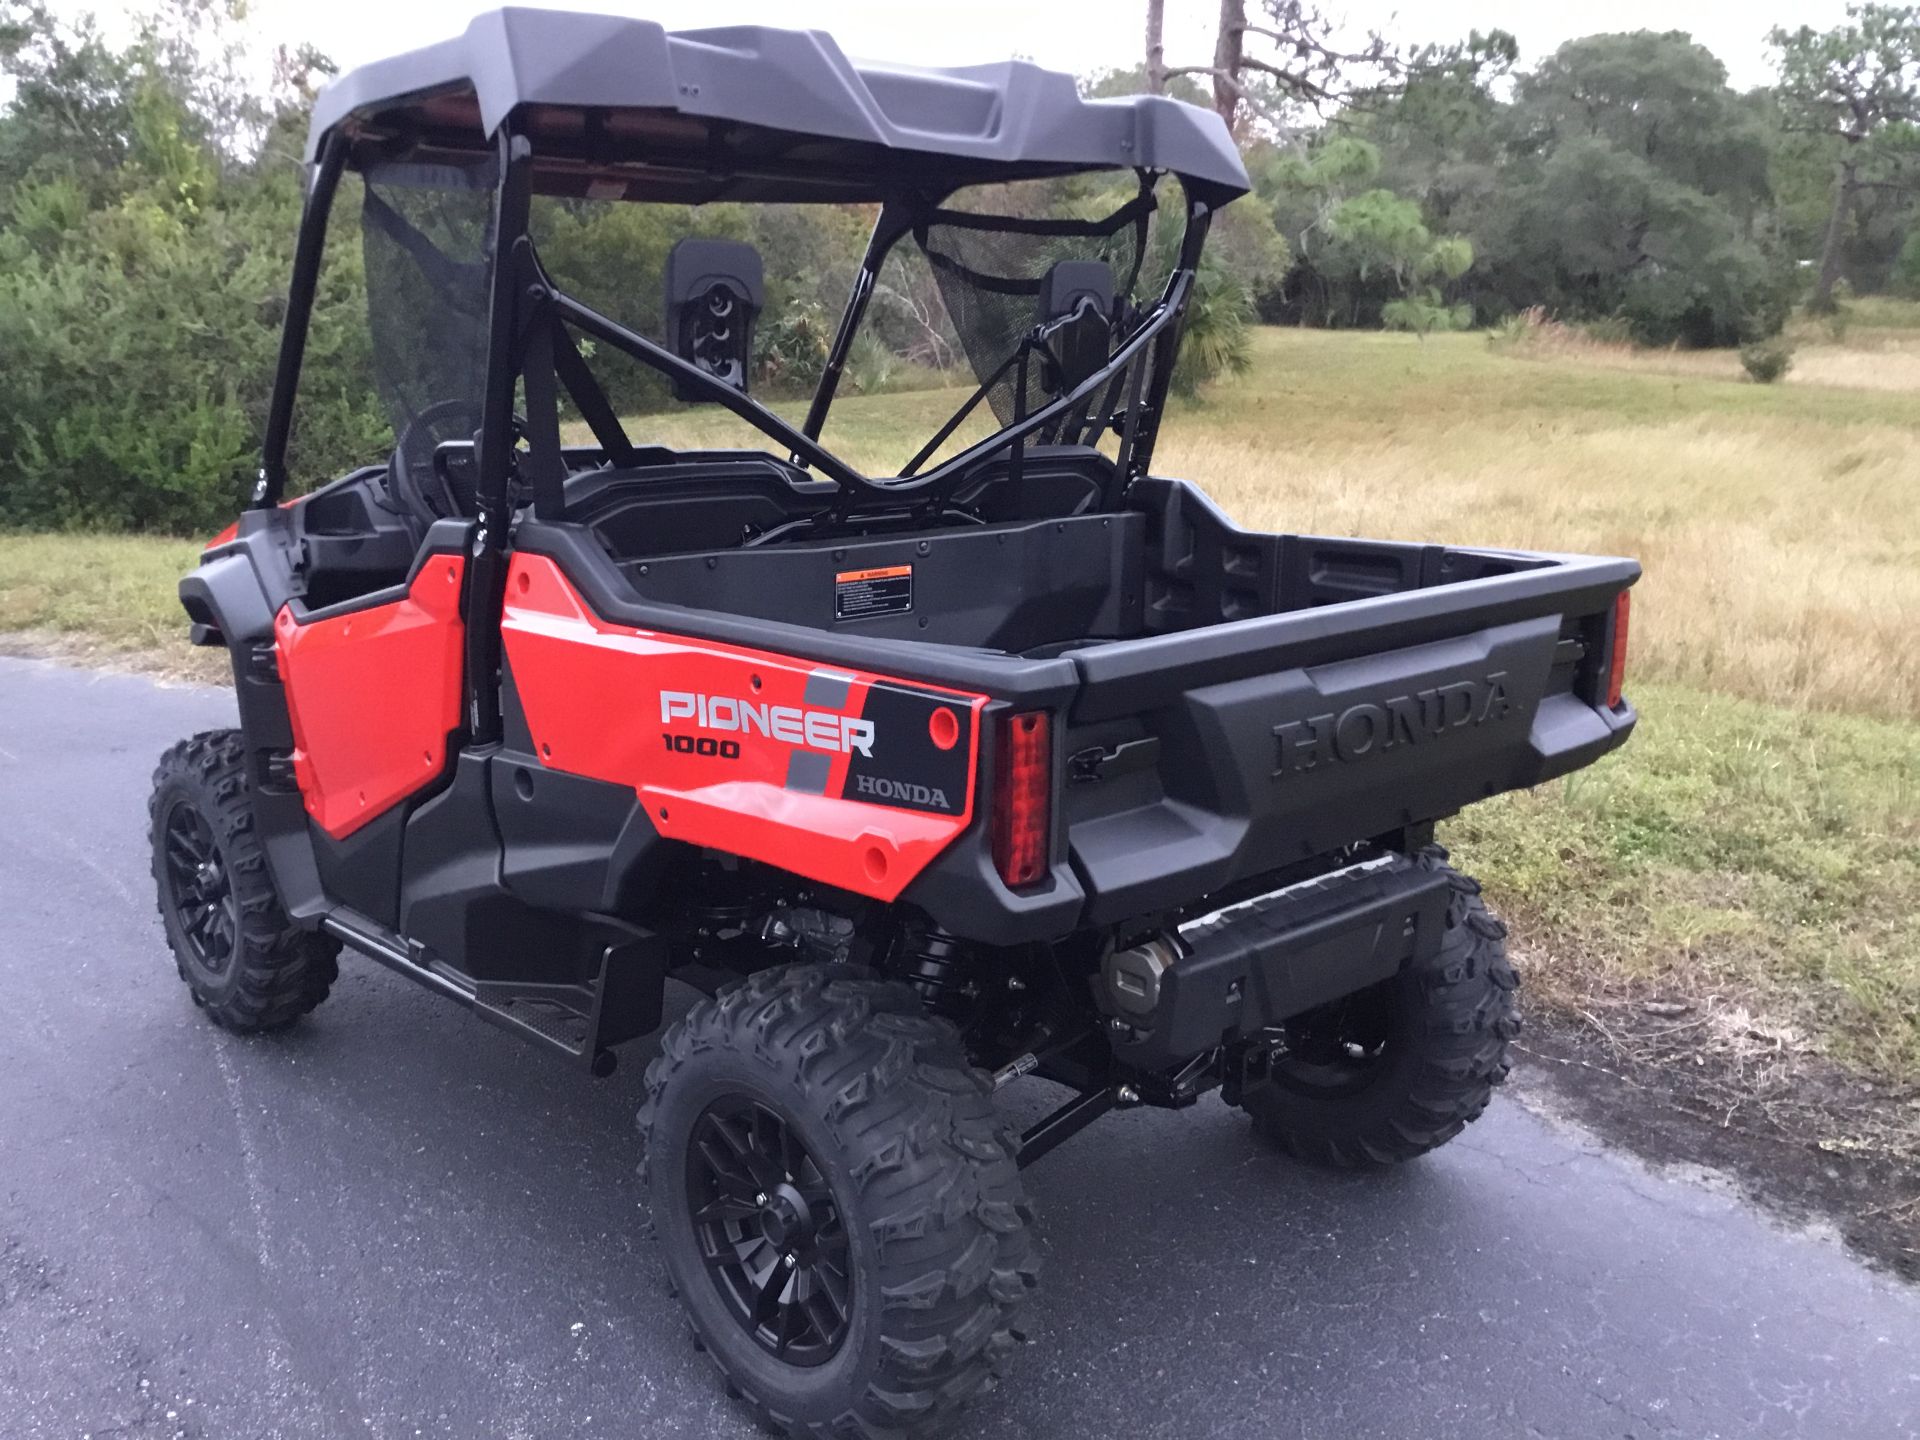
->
[991,711,1052,889]
[1607,590,1631,709]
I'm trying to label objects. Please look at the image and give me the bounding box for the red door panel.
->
[275,555,467,839]
[500,553,983,901]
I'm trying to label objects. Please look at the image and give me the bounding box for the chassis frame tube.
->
[1016,1086,1119,1169]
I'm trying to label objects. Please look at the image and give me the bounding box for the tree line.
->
[1113,1,1920,341]
[1,0,1917,534]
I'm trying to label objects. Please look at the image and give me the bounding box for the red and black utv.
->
[151,10,1637,1434]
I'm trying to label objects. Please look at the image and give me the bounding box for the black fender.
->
[179,505,304,645]
[179,549,276,647]
[177,513,328,923]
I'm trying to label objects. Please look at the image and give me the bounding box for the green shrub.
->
[842,330,899,395]
[1140,203,1253,397]
[1739,339,1794,384]
[0,160,387,533]
[1485,306,1546,349]
[754,300,832,394]
[1381,289,1474,336]
[1170,256,1253,396]
[1894,233,1920,299]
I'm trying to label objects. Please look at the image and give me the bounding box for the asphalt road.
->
[2,654,1917,1440]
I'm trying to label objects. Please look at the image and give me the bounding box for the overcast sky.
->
[42,0,1857,94]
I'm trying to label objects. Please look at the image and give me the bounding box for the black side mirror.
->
[664,238,764,400]
[1034,260,1114,393]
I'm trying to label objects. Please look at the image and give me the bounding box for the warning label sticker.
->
[834,564,913,621]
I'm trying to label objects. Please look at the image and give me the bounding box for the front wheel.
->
[149,730,338,1032]
[1238,848,1519,1168]
[639,964,1038,1439]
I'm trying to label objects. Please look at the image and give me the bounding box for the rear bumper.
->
[1110,858,1452,1068]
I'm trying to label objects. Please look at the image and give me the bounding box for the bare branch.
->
[1238,55,1339,105]
[1154,0,1516,135]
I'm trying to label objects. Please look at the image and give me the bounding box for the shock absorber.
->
[889,921,979,1018]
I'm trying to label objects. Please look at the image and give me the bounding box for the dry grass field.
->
[4,315,1918,1095]
[1171,328,1920,722]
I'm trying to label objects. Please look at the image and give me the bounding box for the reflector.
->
[1607,590,1631,709]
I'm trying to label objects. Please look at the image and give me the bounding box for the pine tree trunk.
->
[1212,0,1247,131]
[1146,0,1167,94]
[1811,154,1856,313]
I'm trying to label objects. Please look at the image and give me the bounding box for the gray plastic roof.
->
[305,7,1250,202]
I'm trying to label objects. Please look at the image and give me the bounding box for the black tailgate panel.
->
[1067,615,1577,921]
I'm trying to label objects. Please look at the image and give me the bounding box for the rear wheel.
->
[149,730,337,1033]
[640,964,1038,1439]
[1238,849,1519,1168]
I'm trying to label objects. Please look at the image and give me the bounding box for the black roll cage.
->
[258,120,1216,524]
[253,116,1219,748]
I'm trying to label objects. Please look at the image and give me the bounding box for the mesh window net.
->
[912,177,1159,431]
[361,161,496,476]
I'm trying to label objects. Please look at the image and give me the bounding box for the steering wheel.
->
[386,398,485,531]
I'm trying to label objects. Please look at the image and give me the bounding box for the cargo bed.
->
[515,471,1637,943]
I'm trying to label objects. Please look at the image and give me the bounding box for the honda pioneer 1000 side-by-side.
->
[152,10,1638,1434]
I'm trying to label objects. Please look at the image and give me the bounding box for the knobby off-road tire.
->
[1240,847,1519,1168]
[149,730,338,1032]
[639,964,1038,1439]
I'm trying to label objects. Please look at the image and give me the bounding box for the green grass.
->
[0,532,225,680]
[1448,682,1920,1083]
[4,320,1917,1082]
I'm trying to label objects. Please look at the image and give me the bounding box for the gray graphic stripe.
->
[802,669,855,708]
[784,750,831,794]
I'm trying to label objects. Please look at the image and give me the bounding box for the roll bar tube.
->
[914,265,1195,494]
[255,130,350,507]
[466,125,535,744]
[546,292,876,496]
[1120,198,1214,486]
[801,199,919,444]
[475,128,535,541]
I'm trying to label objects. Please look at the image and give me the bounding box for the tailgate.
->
[1059,558,1637,923]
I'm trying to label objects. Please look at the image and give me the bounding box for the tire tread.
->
[638,964,1038,1439]
[148,729,337,1032]
[1245,846,1519,1168]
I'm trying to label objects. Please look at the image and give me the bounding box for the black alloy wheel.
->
[160,801,239,980]
[686,1095,852,1365]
